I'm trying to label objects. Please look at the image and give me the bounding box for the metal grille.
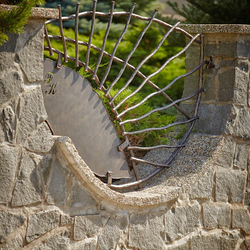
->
[44,0,208,190]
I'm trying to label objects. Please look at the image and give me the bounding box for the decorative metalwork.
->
[43,1,207,189]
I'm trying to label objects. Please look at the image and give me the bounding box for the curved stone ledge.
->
[55,133,223,208]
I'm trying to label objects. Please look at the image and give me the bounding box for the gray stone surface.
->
[0,234,23,250]
[195,104,231,134]
[0,211,25,243]
[0,70,23,106]
[70,178,97,208]
[234,67,248,105]
[17,86,47,144]
[245,238,250,250]
[47,158,69,206]
[11,151,42,206]
[129,213,165,250]
[190,170,213,199]
[232,208,250,234]
[97,218,120,250]
[165,243,189,250]
[74,215,102,241]
[190,231,239,250]
[234,144,248,170]
[115,213,129,231]
[61,214,73,225]
[40,155,53,186]
[72,238,97,250]
[165,202,200,242]
[218,69,234,102]
[220,140,238,169]
[234,107,250,139]
[0,146,19,204]
[17,19,44,82]
[202,74,218,102]
[25,122,55,153]
[216,169,246,203]
[26,209,60,242]
[202,202,231,229]
[32,231,70,250]
[225,105,239,135]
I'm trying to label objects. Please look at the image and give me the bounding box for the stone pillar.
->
[181,24,250,137]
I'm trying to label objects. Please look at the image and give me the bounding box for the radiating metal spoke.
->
[128,144,185,151]
[123,117,198,136]
[58,5,67,63]
[106,9,158,95]
[131,157,170,168]
[92,1,115,79]
[99,3,136,89]
[75,3,80,67]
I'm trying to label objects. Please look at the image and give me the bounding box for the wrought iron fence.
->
[44,0,208,190]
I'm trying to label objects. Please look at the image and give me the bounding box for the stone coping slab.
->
[0,4,59,19]
[55,133,223,207]
[180,24,250,34]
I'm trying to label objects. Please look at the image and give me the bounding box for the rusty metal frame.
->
[44,1,207,189]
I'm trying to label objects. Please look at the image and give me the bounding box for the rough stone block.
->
[182,74,200,101]
[26,209,60,242]
[202,75,218,102]
[71,238,97,250]
[25,122,55,153]
[129,213,165,250]
[70,178,97,208]
[0,234,23,250]
[195,104,231,134]
[205,42,238,58]
[185,43,201,70]
[234,107,250,139]
[17,86,47,144]
[234,67,249,105]
[232,208,250,234]
[190,170,213,199]
[0,52,15,73]
[97,218,121,250]
[202,202,231,229]
[215,137,235,168]
[165,243,189,250]
[32,230,70,250]
[165,202,200,242]
[0,70,23,106]
[17,19,44,82]
[11,151,42,206]
[115,213,129,231]
[216,169,246,203]
[0,146,19,204]
[47,158,69,206]
[218,69,234,102]
[245,238,250,250]
[190,231,239,250]
[234,144,248,170]
[245,191,250,206]
[225,105,239,136]
[74,215,102,241]
[40,155,53,186]
[61,214,73,225]
[0,211,25,243]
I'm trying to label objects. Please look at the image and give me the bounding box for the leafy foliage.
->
[0,0,45,45]
[167,0,250,24]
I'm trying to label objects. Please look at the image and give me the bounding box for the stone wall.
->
[0,13,250,250]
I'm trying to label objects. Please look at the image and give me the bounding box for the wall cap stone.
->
[180,24,250,34]
[0,4,59,19]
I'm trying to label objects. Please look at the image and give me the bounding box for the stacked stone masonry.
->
[0,11,250,250]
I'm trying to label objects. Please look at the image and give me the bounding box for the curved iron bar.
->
[92,1,115,79]
[44,2,205,189]
[105,9,158,96]
[123,117,199,136]
[114,33,200,114]
[85,0,97,71]
[99,3,136,89]
[119,88,204,126]
[108,36,205,190]
[75,3,80,67]
[45,11,201,45]
[109,21,181,105]
[128,144,185,151]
